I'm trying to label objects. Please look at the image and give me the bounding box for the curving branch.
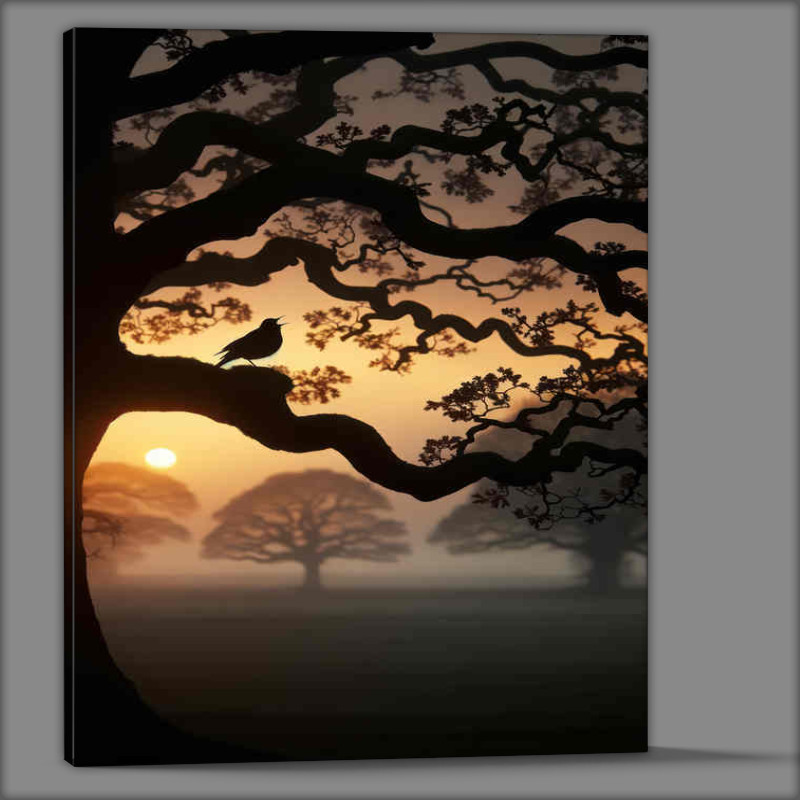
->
[115,47,372,194]
[120,287,252,344]
[114,112,307,194]
[144,237,634,371]
[120,352,647,502]
[469,57,648,115]
[340,115,646,176]
[115,104,645,198]
[112,36,647,322]
[123,156,646,307]
[395,40,647,76]
[377,259,564,302]
[117,33,645,124]
[116,31,436,120]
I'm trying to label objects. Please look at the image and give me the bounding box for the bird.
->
[215,317,286,367]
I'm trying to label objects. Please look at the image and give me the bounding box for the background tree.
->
[65,28,647,763]
[82,462,197,581]
[202,470,409,592]
[429,499,646,594]
[428,381,647,594]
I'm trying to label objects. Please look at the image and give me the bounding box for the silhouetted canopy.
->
[202,470,410,587]
[82,462,197,571]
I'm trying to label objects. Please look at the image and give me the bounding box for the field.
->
[91,583,647,761]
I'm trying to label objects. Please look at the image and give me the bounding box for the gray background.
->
[1,1,797,797]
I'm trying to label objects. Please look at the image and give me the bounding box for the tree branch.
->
[116,31,436,120]
[119,352,646,502]
[115,103,646,199]
[394,40,646,78]
[124,156,646,302]
[145,238,608,369]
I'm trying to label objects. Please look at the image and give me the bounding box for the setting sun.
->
[145,447,177,469]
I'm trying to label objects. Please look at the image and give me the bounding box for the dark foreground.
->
[90,583,647,761]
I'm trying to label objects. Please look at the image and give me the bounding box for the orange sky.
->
[89,31,647,589]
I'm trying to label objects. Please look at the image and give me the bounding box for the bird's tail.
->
[216,352,235,367]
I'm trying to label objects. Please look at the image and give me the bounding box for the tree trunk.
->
[69,534,270,764]
[64,29,278,764]
[301,559,323,592]
[66,398,269,764]
[584,551,624,595]
[576,525,629,596]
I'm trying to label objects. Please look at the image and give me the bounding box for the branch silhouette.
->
[116,31,436,119]
[115,36,647,320]
[147,237,639,371]
[120,353,646,502]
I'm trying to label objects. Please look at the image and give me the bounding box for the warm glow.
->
[145,448,177,469]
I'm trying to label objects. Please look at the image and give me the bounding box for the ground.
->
[91,581,647,760]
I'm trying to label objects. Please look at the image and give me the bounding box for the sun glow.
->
[145,448,177,469]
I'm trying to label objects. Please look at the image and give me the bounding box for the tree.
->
[82,462,197,581]
[201,470,409,591]
[65,29,647,763]
[428,385,647,594]
[429,498,646,594]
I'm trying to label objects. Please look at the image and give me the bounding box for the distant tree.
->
[201,469,410,591]
[429,499,645,594]
[428,391,646,594]
[566,512,646,593]
[82,462,198,580]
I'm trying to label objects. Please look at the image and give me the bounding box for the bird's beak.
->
[277,316,287,326]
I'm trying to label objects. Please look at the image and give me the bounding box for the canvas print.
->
[64,28,648,765]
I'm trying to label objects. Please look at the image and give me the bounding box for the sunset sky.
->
[88,31,647,589]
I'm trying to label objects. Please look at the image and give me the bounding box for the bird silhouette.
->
[215,317,286,367]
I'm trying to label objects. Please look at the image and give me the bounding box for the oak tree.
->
[430,498,646,594]
[202,470,409,591]
[82,462,197,581]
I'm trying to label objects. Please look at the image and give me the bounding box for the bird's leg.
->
[248,359,257,367]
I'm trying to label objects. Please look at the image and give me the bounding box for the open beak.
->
[277,316,287,326]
